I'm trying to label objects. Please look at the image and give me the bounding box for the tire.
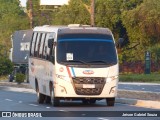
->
[36,86,45,104]
[53,97,60,107]
[106,98,115,106]
[50,86,60,107]
[45,96,51,104]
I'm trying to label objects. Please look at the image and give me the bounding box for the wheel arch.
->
[49,81,53,93]
[35,78,38,92]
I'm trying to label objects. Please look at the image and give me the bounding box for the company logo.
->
[83,70,94,75]
[2,112,11,117]
[59,67,64,72]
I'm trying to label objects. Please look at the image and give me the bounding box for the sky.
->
[19,0,69,7]
[19,0,27,7]
[40,0,69,5]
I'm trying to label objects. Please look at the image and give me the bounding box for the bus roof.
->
[33,24,112,35]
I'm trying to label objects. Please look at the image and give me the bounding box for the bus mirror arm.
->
[48,38,54,48]
[50,55,55,63]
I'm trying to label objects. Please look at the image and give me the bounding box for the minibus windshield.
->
[57,34,117,65]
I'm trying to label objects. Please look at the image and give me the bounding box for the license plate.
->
[83,84,95,88]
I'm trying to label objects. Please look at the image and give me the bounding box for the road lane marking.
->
[46,107,50,109]
[29,104,38,107]
[5,99,13,101]
[19,101,22,103]
[59,110,65,111]
[98,118,109,120]
[81,114,86,116]
[142,88,145,89]
[119,82,160,85]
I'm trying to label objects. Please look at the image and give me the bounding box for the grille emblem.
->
[86,78,91,82]
[83,70,94,75]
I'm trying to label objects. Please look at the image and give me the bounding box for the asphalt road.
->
[0,87,159,120]
[118,82,160,93]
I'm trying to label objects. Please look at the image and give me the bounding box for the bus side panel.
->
[29,58,36,91]
[29,57,55,96]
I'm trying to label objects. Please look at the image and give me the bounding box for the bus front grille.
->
[72,77,105,84]
[72,77,106,95]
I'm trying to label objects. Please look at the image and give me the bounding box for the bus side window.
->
[49,33,55,63]
[30,32,37,57]
[43,33,50,60]
[35,33,42,57]
[39,33,46,58]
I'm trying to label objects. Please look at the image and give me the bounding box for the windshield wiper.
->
[69,60,89,65]
[88,60,116,65]
[60,60,89,65]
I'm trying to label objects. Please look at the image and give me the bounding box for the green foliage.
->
[27,0,54,27]
[0,57,13,76]
[52,0,90,25]
[95,0,121,39]
[15,73,25,84]
[149,44,160,70]
[95,0,121,29]
[0,0,30,57]
[0,75,8,80]
[120,73,160,83]
[121,0,143,10]
[121,0,160,61]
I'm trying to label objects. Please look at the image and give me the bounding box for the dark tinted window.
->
[57,36,117,66]
[43,33,51,60]
[58,33,113,40]
[39,33,46,58]
[30,32,37,56]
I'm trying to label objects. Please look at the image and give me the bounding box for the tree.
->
[0,0,30,77]
[52,0,90,25]
[95,0,142,42]
[122,0,160,61]
[26,0,56,27]
[0,57,13,76]
[0,0,30,57]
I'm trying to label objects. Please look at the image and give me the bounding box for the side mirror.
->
[50,55,55,64]
[48,38,54,48]
[116,38,124,48]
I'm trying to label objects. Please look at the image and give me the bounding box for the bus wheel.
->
[50,87,60,107]
[36,86,45,104]
[45,96,51,104]
[106,98,115,106]
[53,97,60,107]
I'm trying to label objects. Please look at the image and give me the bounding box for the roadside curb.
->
[116,98,160,109]
[119,82,160,85]
[117,90,160,101]
[0,81,32,89]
